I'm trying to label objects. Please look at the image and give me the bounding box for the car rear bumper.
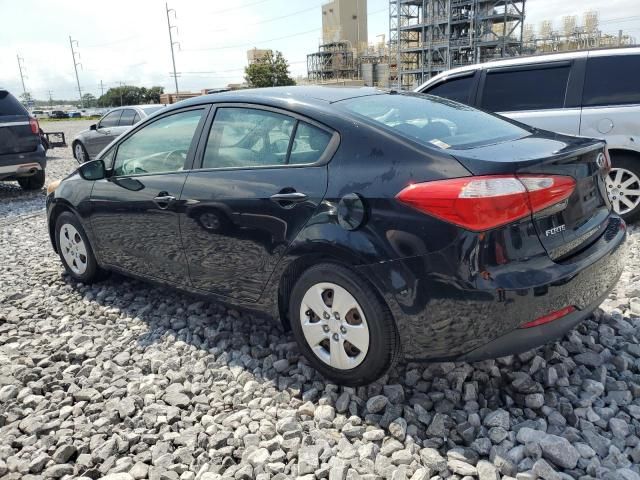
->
[359,215,627,362]
[0,146,46,180]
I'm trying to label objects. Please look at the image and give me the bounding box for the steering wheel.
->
[163,149,188,170]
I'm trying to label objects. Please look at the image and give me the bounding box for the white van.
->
[415,47,640,221]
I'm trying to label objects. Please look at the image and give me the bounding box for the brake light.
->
[29,117,39,135]
[396,175,575,231]
[520,306,576,328]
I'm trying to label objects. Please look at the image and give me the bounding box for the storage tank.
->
[361,63,374,86]
[374,63,390,87]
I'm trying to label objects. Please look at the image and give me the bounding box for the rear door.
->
[179,105,336,301]
[479,61,582,135]
[0,90,38,156]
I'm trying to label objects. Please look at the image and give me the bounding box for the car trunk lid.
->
[448,135,611,261]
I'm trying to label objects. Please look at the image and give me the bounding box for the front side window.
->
[113,109,203,176]
[203,108,296,169]
[340,93,530,150]
[100,110,122,128]
[118,109,136,126]
[583,55,640,107]
[481,64,571,112]
[425,75,474,104]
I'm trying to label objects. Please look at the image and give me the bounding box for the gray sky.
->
[1,0,638,101]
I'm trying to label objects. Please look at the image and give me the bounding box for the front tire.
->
[55,212,106,283]
[74,142,89,163]
[607,154,640,222]
[289,263,400,386]
[18,170,45,190]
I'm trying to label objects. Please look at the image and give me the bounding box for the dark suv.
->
[0,89,46,190]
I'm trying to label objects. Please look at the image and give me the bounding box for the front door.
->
[90,107,207,283]
[85,110,121,158]
[180,106,335,301]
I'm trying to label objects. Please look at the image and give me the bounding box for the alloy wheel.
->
[59,223,88,275]
[606,167,640,215]
[299,282,370,370]
[74,143,86,162]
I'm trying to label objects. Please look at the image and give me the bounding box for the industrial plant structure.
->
[307,0,368,84]
[389,0,526,89]
[522,11,636,54]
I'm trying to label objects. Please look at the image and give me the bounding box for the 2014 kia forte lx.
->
[46,87,626,386]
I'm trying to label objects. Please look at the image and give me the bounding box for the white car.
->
[415,47,640,221]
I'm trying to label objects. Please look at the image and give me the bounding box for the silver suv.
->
[416,47,640,221]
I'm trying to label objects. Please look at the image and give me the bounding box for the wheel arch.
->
[48,201,80,253]
[276,250,394,334]
[609,148,640,163]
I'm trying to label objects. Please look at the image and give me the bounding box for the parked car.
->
[49,110,69,119]
[46,87,626,385]
[31,109,50,119]
[415,47,640,221]
[72,105,165,162]
[0,88,46,190]
[68,111,82,118]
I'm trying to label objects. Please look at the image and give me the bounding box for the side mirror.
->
[78,159,106,180]
[90,124,97,131]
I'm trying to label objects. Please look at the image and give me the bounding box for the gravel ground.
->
[1,121,640,480]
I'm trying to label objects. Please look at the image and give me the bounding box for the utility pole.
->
[166,3,180,102]
[69,36,84,108]
[16,54,28,100]
[118,81,125,106]
[99,80,105,107]
[47,90,54,108]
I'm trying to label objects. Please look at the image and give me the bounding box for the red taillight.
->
[396,174,575,231]
[29,117,39,135]
[520,306,576,329]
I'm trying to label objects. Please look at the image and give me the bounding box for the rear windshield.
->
[339,93,530,150]
[0,90,28,117]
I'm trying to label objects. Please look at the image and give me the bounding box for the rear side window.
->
[481,64,571,112]
[341,93,530,150]
[583,55,640,107]
[203,108,296,169]
[290,122,332,165]
[0,91,28,117]
[424,75,474,104]
[119,109,136,126]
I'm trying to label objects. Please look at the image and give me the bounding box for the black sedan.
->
[46,87,626,386]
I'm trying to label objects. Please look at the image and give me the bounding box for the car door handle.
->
[270,192,308,204]
[153,193,176,209]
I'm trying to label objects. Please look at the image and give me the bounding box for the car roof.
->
[171,86,388,110]
[416,46,640,90]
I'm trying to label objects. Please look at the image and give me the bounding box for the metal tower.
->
[390,0,526,89]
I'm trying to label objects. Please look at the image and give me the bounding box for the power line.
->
[69,36,84,108]
[186,28,321,52]
[209,3,323,33]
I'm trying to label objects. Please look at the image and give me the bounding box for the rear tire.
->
[288,263,400,386]
[607,154,640,223]
[18,170,45,190]
[55,212,107,283]
[74,141,89,163]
